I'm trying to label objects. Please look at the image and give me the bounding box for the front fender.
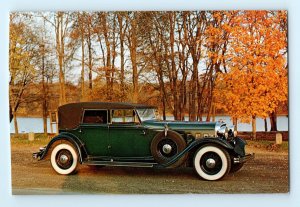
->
[232,137,247,156]
[155,137,233,168]
[38,132,87,163]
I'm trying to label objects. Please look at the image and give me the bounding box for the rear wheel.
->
[193,144,231,181]
[51,142,78,175]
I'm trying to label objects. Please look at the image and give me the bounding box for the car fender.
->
[155,137,234,168]
[39,132,87,163]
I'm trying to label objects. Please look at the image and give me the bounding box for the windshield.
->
[136,108,159,122]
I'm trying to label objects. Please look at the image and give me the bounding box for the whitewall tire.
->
[193,144,231,181]
[51,143,78,175]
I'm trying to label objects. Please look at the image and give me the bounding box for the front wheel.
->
[193,144,231,181]
[51,142,78,175]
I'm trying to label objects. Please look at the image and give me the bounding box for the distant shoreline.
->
[14,114,289,119]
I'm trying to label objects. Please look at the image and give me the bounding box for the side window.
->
[112,109,139,124]
[82,110,108,124]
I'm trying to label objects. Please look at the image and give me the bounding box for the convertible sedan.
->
[33,102,254,181]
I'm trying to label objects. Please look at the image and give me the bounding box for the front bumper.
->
[32,147,46,159]
[233,153,255,164]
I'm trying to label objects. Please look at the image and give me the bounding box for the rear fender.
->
[39,132,87,163]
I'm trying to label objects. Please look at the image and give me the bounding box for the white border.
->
[1,1,299,207]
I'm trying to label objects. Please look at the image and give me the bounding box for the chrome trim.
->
[217,125,228,138]
[59,154,69,164]
[215,121,226,137]
[164,124,169,136]
[233,153,255,164]
[39,147,46,151]
[206,158,216,168]
[162,144,172,154]
[228,125,237,137]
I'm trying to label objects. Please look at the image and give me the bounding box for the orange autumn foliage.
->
[214,11,288,123]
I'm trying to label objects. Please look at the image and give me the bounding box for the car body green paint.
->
[33,102,254,179]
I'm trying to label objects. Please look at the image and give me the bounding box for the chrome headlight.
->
[217,126,228,138]
[228,125,238,138]
[215,122,228,138]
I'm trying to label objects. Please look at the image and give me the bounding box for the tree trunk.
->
[169,12,179,120]
[56,12,66,105]
[264,118,268,132]
[86,24,93,91]
[41,45,47,135]
[252,116,257,140]
[212,104,215,122]
[78,13,85,101]
[206,79,214,122]
[111,15,117,98]
[42,102,47,136]
[102,13,112,101]
[9,105,13,123]
[80,25,85,101]
[190,61,198,121]
[270,111,277,131]
[129,18,138,103]
[117,14,126,101]
[13,111,19,135]
[233,117,238,131]
[161,89,167,121]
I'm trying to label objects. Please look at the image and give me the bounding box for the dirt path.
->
[11,144,289,194]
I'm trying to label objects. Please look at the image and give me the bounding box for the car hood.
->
[142,119,217,130]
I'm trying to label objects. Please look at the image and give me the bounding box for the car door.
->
[109,109,153,159]
[77,109,110,157]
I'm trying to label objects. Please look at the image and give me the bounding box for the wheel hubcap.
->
[59,154,69,164]
[162,144,172,154]
[200,152,222,175]
[56,149,73,169]
[206,158,216,168]
[157,138,178,158]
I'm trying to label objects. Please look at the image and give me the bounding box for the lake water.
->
[10,115,288,133]
[10,116,288,133]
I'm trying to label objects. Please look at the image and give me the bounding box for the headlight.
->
[228,125,238,138]
[217,125,228,138]
[215,122,237,139]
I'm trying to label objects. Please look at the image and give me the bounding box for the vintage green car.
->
[33,102,254,181]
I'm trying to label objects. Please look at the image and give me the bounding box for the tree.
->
[43,12,75,106]
[126,12,139,103]
[214,11,288,139]
[9,13,37,134]
[36,16,57,135]
[117,12,127,101]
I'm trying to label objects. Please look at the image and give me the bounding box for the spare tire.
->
[150,131,187,168]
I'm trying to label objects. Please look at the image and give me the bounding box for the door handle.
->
[140,130,146,135]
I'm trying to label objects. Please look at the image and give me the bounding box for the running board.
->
[82,160,157,168]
